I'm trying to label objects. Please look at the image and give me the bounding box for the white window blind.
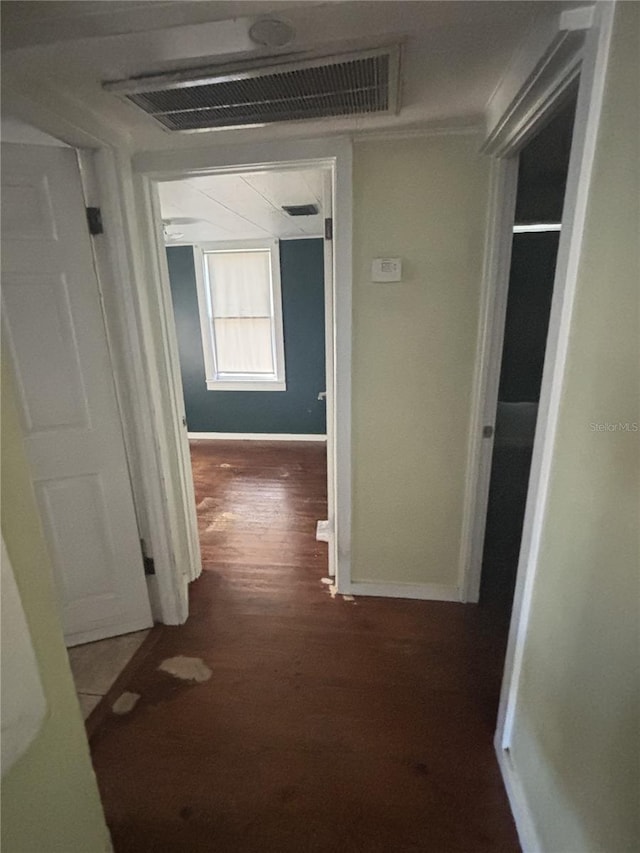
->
[196,242,286,391]
[207,250,274,374]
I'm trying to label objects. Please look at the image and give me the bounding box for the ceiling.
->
[159,168,325,243]
[1,1,574,153]
[0,2,308,49]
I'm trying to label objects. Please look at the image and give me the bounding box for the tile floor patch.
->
[112,692,140,715]
[78,693,101,719]
[68,630,150,695]
[158,656,212,682]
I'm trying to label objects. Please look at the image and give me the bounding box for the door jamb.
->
[322,168,336,577]
[458,0,615,769]
[137,173,203,588]
[144,164,335,578]
[76,148,164,616]
[458,155,519,605]
[93,147,191,624]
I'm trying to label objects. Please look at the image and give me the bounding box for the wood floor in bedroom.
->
[89,439,518,853]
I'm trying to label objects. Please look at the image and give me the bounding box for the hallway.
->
[89,441,518,852]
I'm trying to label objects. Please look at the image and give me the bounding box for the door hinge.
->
[140,539,155,575]
[483,424,494,438]
[324,217,333,241]
[86,207,104,236]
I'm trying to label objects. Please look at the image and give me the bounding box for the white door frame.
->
[322,169,336,577]
[131,137,353,598]
[88,146,192,625]
[461,4,599,606]
[456,0,615,834]
[458,154,519,605]
[136,170,203,589]
[76,147,177,622]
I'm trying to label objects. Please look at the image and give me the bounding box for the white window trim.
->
[192,239,287,392]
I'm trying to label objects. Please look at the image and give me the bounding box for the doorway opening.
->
[479,93,578,636]
[156,165,334,588]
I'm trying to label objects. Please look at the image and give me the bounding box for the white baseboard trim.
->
[495,745,541,853]
[346,581,460,602]
[188,432,327,442]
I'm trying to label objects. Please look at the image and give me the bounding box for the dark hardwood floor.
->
[90,440,518,852]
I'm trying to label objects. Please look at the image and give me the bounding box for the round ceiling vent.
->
[249,18,295,48]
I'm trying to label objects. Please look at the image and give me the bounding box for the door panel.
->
[1,143,153,646]
[2,273,89,430]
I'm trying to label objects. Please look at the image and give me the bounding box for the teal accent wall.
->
[167,240,326,434]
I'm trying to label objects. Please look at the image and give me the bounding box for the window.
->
[194,240,286,391]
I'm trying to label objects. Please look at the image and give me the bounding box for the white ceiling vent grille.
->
[104,46,400,132]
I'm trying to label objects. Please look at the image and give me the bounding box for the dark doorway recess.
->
[480,93,578,624]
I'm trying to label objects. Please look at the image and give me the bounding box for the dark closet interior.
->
[480,94,578,621]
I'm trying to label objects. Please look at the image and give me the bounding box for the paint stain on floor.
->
[205,510,238,533]
[158,656,212,682]
[112,692,140,715]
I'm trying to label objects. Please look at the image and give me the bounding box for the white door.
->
[1,143,153,646]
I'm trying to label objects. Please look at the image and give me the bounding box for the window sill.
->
[205,380,287,392]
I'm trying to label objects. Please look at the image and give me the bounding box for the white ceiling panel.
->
[158,180,270,241]
[243,170,322,208]
[159,168,326,244]
[191,174,298,237]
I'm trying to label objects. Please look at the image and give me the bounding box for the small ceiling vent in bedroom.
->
[103,45,400,132]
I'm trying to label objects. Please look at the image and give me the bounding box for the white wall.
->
[0,116,69,146]
[351,133,491,595]
[1,360,111,852]
[508,4,640,849]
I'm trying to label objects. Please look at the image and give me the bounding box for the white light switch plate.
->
[371,257,402,282]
